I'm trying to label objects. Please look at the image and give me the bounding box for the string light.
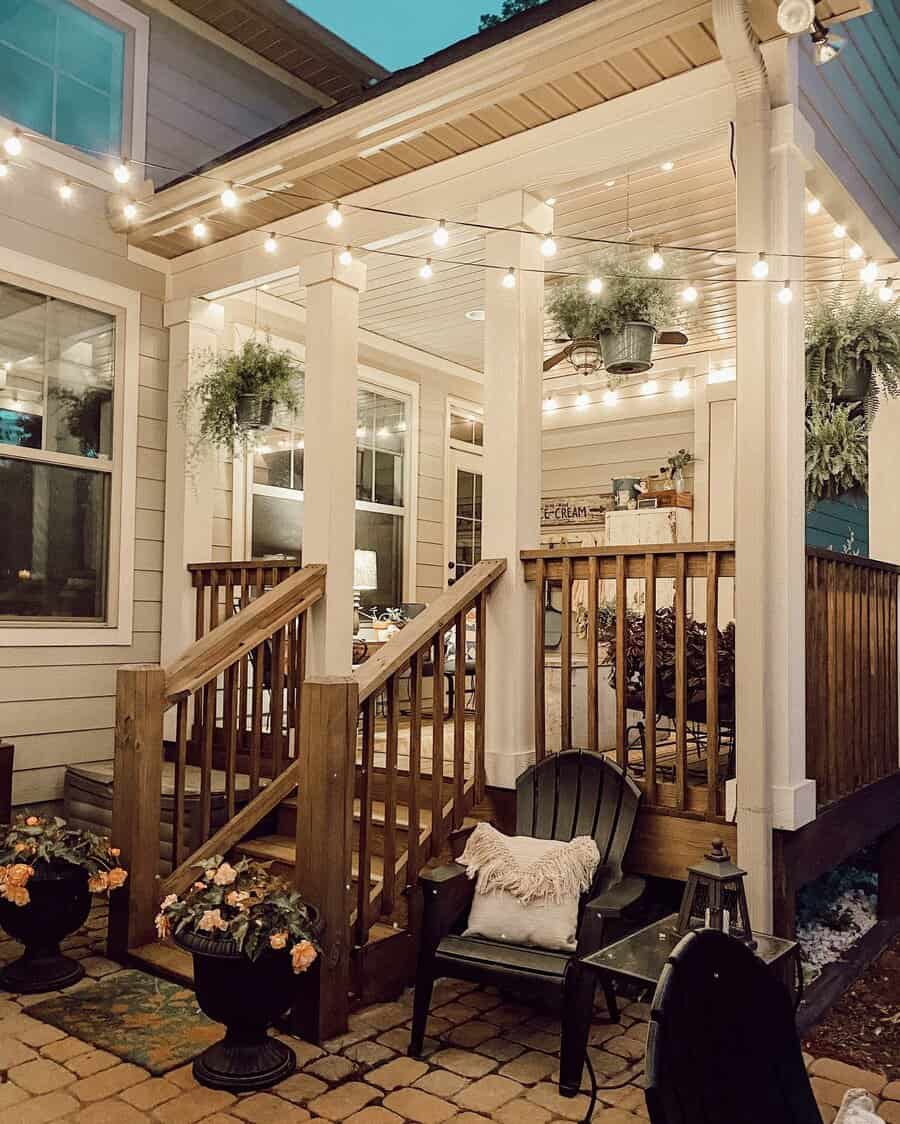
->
[641,379,657,395]
[648,245,664,271]
[502,267,516,289]
[777,280,794,304]
[833,223,847,239]
[807,197,821,215]
[860,258,878,285]
[661,160,675,172]
[3,130,22,156]
[681,284,698,304]
[339,246,353,266]
[326,202,343,228]
[543,396,557,412]
[848,243,864,261]
[192,220,208,240]
[673,379,690,397]
[113,161,130,184]
[419,257,433,280]
[433,220,449,247]
[122,201,137,221]
[220,184,238,209]
[588,276,603,294]
[576,391,590,408]
[58,181,74,201]
[541,233,557,258]
[264,233,278,254]
[603,388,618,406]
[752,252,770,279]
[879,279,895,304]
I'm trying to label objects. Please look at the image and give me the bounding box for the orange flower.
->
[4,885,29,907]
[198,909,227,932]
[88,872,109,894]
[109,847,121,857]
[5,864,33,887]
[290,940,317,973]
[193,882,207,891]
[24,816,40,827]
[212,862,237,887]
[13,843,26,854]
[225,890,249,909]
[107,868,128,890]
[269,931,288,950]
[155,912,171,940]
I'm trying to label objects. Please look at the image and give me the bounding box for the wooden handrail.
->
[521,541,736,560]
[189,559,302,574]
[354,558,507,703]
[164,564,326,704]
[806,546,900,575]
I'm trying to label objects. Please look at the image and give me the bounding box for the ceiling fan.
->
[542,328,689,375]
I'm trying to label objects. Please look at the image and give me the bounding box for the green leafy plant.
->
[805,399,868,509]
[179,335,302,459]
[50,381,112,457]
[547,258,677,341]
[666,448,693,475]
[156,855,319,970]
[0,814,127,906]
[479,0,546,29]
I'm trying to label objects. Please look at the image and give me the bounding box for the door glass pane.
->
[251,493,301,560]
[0,456,109,619]
[455,467,483,580]
[355,509,402,612]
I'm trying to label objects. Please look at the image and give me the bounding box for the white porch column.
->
[869,396,900,565]
[161,297,224,664]
[478,190,552,788]
[302,249,367,676]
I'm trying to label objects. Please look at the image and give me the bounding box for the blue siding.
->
[806,493,869,556]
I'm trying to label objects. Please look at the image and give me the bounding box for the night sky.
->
[292,1,508,70]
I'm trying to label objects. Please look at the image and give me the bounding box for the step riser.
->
[276,805,414,853]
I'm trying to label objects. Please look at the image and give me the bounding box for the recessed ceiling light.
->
[465,309,486,321]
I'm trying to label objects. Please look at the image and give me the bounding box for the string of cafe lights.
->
[1,126,897,305]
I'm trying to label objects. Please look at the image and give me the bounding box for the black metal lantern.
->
[568,338,603,378]
[675,838,756,947]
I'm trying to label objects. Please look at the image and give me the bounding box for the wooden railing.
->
[190,560,302,642]
[109,564,325,956]
[806,549,899,808]
[521,543,736,819]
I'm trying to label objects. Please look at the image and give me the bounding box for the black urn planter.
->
[0,861,91,993]
[833,356,873,404]
[176,911,320,1093]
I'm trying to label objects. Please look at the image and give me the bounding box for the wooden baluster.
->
[587,556,599,754]
[674,553,687,811]
[382,676,399,917]
[250,643,264,799]
[705,551,720,816]
[826,558,838,806]
[474,593,486,803]
[356,695,375,946]
[453,610,466,827]
[194,576,206,642]
[644,554,658,805]
[295,612,307,751]
[851,564,861,790]
[209,568,219,634]
[238,572,251,753]
[224,663,238,820]
[200,680,215,843]
[534,558,546,763]
[285,617,296,746]
[223,568,235,622]
[432,631,445,851]
[615,555,627,769]
[858,566,869,788]
[271,626,285,777]
[173,699,188,868]
[561,557,573,752]
[407,653,423,887]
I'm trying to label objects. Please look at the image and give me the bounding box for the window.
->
[0,278,115,620]
[248,380,410,612]
[0,0,130,156]
[449,410,483,448]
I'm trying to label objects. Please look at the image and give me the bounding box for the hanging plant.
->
[179,335,303,460]
[805,399,869,510]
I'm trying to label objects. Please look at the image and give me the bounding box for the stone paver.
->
[65,1047,120,1077]
[277,1073,329,1105]
[808,1057,886,1095]
[382,1088,457,1124]
[7,1056,74,1095]
[121,1078,181,1110]
[152,1087,236,1123]
[70,1098,152,1123]
[413,1068,469,1098]
[308,1081,380,1121]
[879,1102,900,1124]
[430,1048,497,1078]
[40,1036,93,1063]
[453,1075,524,1113]
[231,1091,312,1122]
[69,1061,147,1102]
[0,1033,38,1069]
[366,1056,428,1090]
[0,1090,78,1124]
[306,1055,358,1084]
[498,1051,557,1085]
[344,1108,403,1124]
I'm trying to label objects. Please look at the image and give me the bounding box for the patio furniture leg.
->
[408,968,434,1057]
[559,961,596,1096]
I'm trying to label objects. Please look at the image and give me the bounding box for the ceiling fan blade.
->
[543,346,571,372]
[657,330,688,346]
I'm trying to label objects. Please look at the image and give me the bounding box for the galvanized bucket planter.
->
[601,322,657,375]
[236,395,274,430]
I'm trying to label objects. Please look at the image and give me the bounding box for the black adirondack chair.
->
[408,751,645,1097]
[645,928,822,1124]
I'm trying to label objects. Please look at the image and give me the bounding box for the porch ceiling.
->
[123,0,868,260]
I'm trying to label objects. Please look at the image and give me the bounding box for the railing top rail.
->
[164,563,326,705]
[520,541,736,561]
[806,547,900,575]
[188,559,302,575]
[354,558,507,705]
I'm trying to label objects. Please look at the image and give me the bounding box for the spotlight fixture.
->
[833,224,847,239]
[433,220,449,247]
[339,246,353,266]
[419,258,434,280]
[811,18,844,65]
[777,280,794,304]
[672,379,690,398]
[641,379,658,396]
[879,279,895,304]
[3,130,22,156]
[113,161,130,184]
[59,181,74,201]
[326,202,343,228]
[860,258,878,285]
[752,252,770,279]
[220,184,238,209]
[603,388,618,406]
[587,277,603,295]
[576,391,590,409]
[681,284,699,304]
[264,233,278,254]
[848,243,864,261]
[648,245,665,271]
[540,234,557,258]
[192,220,208,239]
[122,201,137,221]
[543,397,557,412]
[807,197,821,215]
[776,0,815,34]
[502,267,516,289]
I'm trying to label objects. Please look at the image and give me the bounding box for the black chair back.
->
[515,751,641,890]
[645,929,822,1124]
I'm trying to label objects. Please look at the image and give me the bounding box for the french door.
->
[446,449,483,586]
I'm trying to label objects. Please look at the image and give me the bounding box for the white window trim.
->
[444,396,483,588]
[0,0,149,190]
[0,247,139,646]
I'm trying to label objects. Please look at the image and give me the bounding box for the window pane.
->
[56,74,120,154]
[56,1,124,97]
[355,509,402,612]
[251,493,302,560]
[356,447,373,501]
[0,44,53,134]
[45,296,115,459]
[449,412,483,447]
[0,456,109,619]
[373,450,401,507]
[0,0,56,63]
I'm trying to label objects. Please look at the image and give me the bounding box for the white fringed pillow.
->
[458,822,600,952]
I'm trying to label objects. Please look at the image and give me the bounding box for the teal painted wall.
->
[806,492,869,556]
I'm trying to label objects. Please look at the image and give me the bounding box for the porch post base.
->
[770,779,817,831]
[485,748,535,790]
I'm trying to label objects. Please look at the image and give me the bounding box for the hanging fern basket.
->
[600,322,657,375]
[236,394,274,430]
[832,355,872,405]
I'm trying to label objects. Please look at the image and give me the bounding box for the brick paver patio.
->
[0,908,894,1124]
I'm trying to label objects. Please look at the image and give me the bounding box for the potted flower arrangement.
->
[806,290,900,411]
[156,855,320,1092]
[665,448,694,493]
[547,259,677,380]
[179,335,303,459]
[0,814,127,992]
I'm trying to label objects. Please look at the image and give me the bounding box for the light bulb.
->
[123,201,137,221]
[776,0,815,35]
[833,223,847,239]
[192,221,208,239]
[543,397,557,412]
[4,130,23,156]
[419,258,433,280]
[545,197,556,206]
[648,245,664,271]
[264,233,278,254]
[59,181,74,201]
[113,161,130,184]
[603,388,618,406]
[661,160,675,172]
[502,267,516,289]
[806,197,821,215]
[220,184,238,208]
[339,246,353,266]
[433,220,449,247]
[588,277,603,295]
[576,391,589,409]
[641,379,658,396]
[879,279,895,304]
[848,243,864,261]
[540,234,557,258]
[777,281,794,304]
[605,180,616,188]
[0,161,8,179]
[673,379,690,398]
[860,259,878,285]
[752,252,770,279]
[326,202,342,228]
[681,284,698,304]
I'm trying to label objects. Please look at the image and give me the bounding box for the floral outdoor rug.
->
[28,969,220,1075]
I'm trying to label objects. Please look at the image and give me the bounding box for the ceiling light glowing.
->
[672,379,690,398]
[220,184,238,209]
[339,246,353,266]
[58,181,73,201]
[603,388,618,406]
[545,197,556,206]
[588,277,603,295]
[326,202,343,228]
[812,20,844,65]
[433,219,449,247]
[419,258,433,280]
[648,245,664,271]
[543,397,557,412]
[752,252,770,279]
[540,234,557,257]
[264,233,278,254]
[113,161,130,184]
[777,281,794,304]
[661,160,675,172]
[833,223,846,239]
[502,267,516,289]
[192,221,208,239]
[576,391,589,409]
[860,259,878,285]
[776,0,815,34]
[3,131,22,156]
[806,197,821,215]
[848,243,863,261]
[681,284,698,304]
[605,180,616,188]
[122,201,137,221]
[641,379,657,396]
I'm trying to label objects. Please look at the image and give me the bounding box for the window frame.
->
[444,397,484,588]
[0,248,139,645]
[0,0,149,185]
